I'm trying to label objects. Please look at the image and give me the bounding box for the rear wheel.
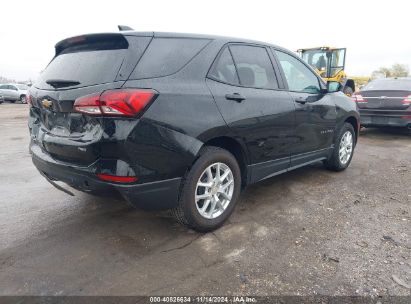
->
[172,146,241,232]
[324,123,356,171]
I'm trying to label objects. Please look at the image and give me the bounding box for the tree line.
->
[372,63,409,78]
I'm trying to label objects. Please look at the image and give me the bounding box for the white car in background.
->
[0,83,29,103]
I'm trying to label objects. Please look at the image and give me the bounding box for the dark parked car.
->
[28,31,359,231]
[353,77,411,129]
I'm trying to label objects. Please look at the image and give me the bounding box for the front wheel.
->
[172,146,241,232]
[324,123,356,171]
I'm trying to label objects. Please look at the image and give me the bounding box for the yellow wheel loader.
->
[297,47,355,96]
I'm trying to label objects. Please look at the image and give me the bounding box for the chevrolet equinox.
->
[28,31,360,231]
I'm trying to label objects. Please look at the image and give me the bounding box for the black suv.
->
[28,31,360,231]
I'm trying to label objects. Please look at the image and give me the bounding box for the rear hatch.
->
[29,33,152,165]
[357,78,411,110]
[358,90,411,110]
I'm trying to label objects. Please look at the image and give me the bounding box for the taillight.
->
[402,95,411,106]
[351,94,367,103]
[74,89,157,117]
[73,92,101,114]
[27,94,33,106]
[96,173,138,183]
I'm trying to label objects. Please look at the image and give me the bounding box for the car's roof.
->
[152,31,273,44]
[142,31,286,50]
[57,31,291,54]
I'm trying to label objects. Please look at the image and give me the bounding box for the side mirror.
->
[327,81,341,93]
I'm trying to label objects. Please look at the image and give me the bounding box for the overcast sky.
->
[1,0,410,81]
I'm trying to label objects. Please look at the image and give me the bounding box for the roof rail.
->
[118,25,134,31]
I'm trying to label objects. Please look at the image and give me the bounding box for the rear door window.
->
[229,45,278,89]
[208,47,239,85]
[130,38,210,79]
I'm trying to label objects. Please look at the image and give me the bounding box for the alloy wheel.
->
[195,162,234,219]
[339,131,353,165]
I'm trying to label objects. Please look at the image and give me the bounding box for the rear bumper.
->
[31,143,181,210]
[359,109,411,127]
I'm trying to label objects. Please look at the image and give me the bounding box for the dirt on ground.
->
[0,103,410,296]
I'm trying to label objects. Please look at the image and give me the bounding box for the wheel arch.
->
[202,136,249,187]
[344,116,359,144]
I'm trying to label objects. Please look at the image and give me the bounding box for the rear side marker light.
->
[402,95,411,106]
[74,89,157,117]
[96,173,138,183]
[351,94,367,103]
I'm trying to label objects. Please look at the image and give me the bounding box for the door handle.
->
[225,93,246,102]
[294,96,307,104]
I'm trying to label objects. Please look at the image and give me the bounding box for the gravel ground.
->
[0,103,410,296]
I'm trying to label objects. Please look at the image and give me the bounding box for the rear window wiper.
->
[46,79,81,88]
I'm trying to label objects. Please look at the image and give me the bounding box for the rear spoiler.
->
[55,33,129,55]
[55,31,154,56]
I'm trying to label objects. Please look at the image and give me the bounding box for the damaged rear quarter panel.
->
[124,78,229,182]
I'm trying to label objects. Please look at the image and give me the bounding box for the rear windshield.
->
[35,35,136,90]
[37,50,126,89]
[362,78,411,91]
[130,37,210,79]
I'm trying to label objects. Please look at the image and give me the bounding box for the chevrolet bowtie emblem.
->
[42,99,53,108]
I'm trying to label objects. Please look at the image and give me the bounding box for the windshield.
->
[362,78,411,91]
[302,50,328,76]
[301,48,346,77]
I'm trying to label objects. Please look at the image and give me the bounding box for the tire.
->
[343,86,354,96]
[172,146,241,232]
[324,123,356,172]
[20,95,27,104]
